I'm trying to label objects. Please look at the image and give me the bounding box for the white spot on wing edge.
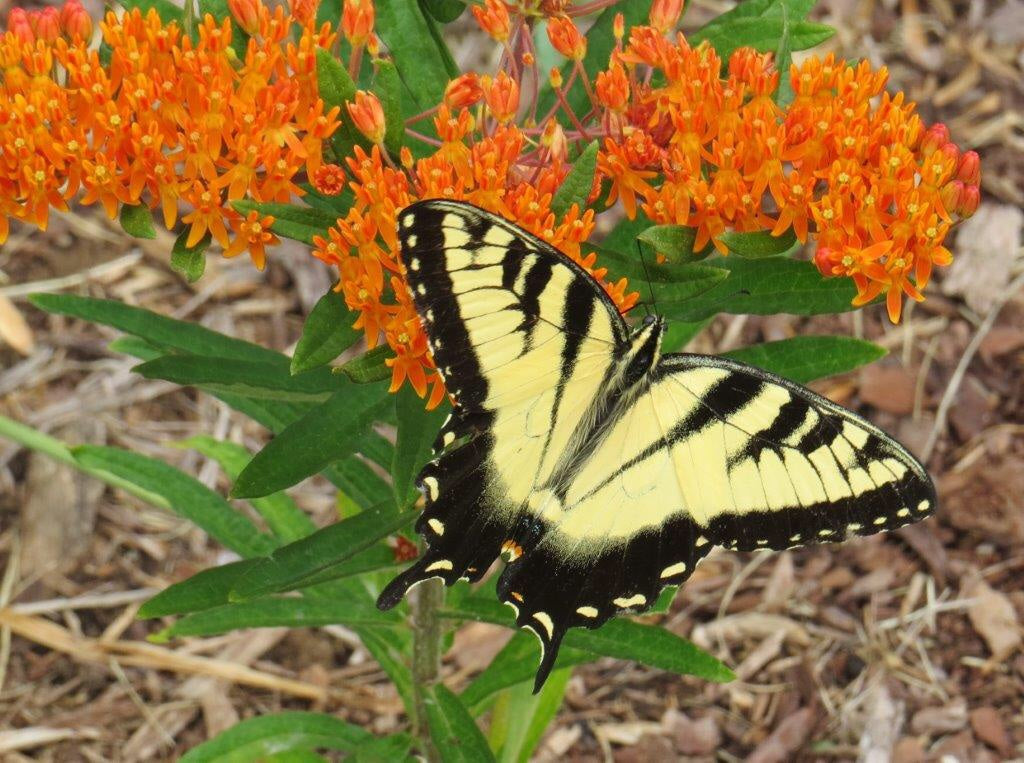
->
[427,518,444,536]
[532,611,554,639]
[660,561,687,579]
[897,507,911,518]
[409,256,419,270]
[873,516,888,525]
[422,476,439,501]
[402,213,415,228]
[613,594,646,609]
[917,499,930,512]
[425,559,453,572]
[406,235,418,249]
[576,606,598,618]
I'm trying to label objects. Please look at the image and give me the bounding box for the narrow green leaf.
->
[461,631,593,714]
[135,355,340,403]
[315,48,371,156]
[229,508,416,601]
[29,293,284,365]
[298,182,356,218]
[652,257,861,321]
[637,225,707,264]
[374,59,404,156]
[720,228,798,258]
[444,597,734,683]
[392,386,449,508]
[550,141,599,218]
[72,445,275,558]
[374,0,456,110]
[336,345,392,383]
[420,0,464,23]
[179,712,371,763]
[425,685,495,763]
[349,733,415,763]
[232,200,337,246]
[231,381,390,498]
[119,204,156,239]
[491,667,571,763]
[691,17,833,59]
[357,628,415,712]
[171,230,209,282]
[179,436,315,542]
[155,596,400,640]
[139,559,260,619]
[723,335,887,384]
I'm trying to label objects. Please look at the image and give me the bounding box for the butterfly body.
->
[377,199,936,690]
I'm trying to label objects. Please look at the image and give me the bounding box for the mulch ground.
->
[1,0,1022,759]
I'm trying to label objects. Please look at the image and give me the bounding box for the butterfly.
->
[376,199,936,691]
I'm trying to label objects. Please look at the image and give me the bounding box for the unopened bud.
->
[444,72,483,110]
[347,90,386,145]
[920,123,950,157]
[471,0,511,42]
[957,184,980,217]
[956,150,980,186]
[547,16,586,61]
[649,0,684,34]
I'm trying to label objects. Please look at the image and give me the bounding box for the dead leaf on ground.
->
[945,203,1023,313]
[965,576,1023,662]
[746,707,817,763]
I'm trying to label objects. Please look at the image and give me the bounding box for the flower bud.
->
[8,8,35,43]
[35,7,61,42]
[444,72,483,110]
[472,0,511,42]
[919,123,950,157]
[290,0,320,27]
[485,70,519,122]
[596,60,629,111]
[548,66,563,90]
[956,150,980,186]
[312,163,346,196]
[547,17,586,61]
[613,12,624,41]
[227,0,261,35]
[541,119,567,163]
[813,246,839,277]
[342,0,374,47]
[957,184,980,217]
[347,90,386,145]
[400,146,414,169]
[939,180,963,216]
[59,0,92,41]
[649,0,684,34]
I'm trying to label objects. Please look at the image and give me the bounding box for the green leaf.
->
[392,386,449,508]
[374,59,404,156]
[72,445,276,558]
[155,596,399,640]
[358,627,415,712]
[229,508,416,601]
[29,293,284,365]
[461,631,593,714]
[349,733,415,763]
[375,0,457,111]
[336,345,392,383]
[720,228,798,259]
[723,335,887,384]
[535,0,650,125]
[490,667,571,763]
[171,230,209,283]
[119,204,156,239]
[139,559,260,619]
[315,48,371,157]
[135,355,341,403]
[232,200,337,246]
[178,436,315,542]
[231,380,390,498]
[691,8,833,61]
[652,257,861,321]
[637,225,708,264]
[444,597,734,683]
[550,141,599,218]
[594,249,731,317]
[420,0,464,23]
[116,0,182,24]
[425,685,495,763]
[179,712,371,763]
[662,318,712,353]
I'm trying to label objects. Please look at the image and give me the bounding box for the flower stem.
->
[411,577,444,762]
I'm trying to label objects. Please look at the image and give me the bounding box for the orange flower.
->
[472,0,511,42]
[312,163,346,196]
[225,210,280,270]
[347,90,386,145]
[341,0,373,46]
[484,71,519,123]
[444,73,483,110]
[547,17,586,61]
[649,0,684,34]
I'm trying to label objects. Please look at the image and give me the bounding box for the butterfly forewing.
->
[377,200,936,693]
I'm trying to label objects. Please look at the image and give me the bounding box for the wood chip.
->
[746,707,817,763]
[965,576,1023,661]
[910,698,968,735]
[0,295,35,355]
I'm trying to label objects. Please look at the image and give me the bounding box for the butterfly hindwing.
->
[377,200,937,692]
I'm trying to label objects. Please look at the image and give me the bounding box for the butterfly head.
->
[619,315,665,389]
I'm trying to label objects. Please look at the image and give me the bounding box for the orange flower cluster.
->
[312,107,638,408]
[0,0,339,268]
[593,28,980,322]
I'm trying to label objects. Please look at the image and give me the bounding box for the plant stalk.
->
[411,577,444,762]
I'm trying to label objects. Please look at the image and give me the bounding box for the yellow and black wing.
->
[377,200,936,691]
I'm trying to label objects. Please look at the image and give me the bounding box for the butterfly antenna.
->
[636,238,658,318]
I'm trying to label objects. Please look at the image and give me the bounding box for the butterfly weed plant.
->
[0,0,980,759]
